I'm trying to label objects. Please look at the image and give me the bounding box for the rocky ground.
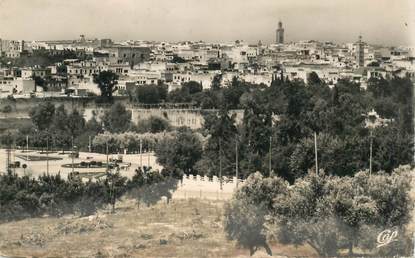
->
[0,198,315,258]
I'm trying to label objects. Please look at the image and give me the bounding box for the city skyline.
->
[0,0,414,46]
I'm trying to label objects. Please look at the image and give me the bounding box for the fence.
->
[172,174,244,200]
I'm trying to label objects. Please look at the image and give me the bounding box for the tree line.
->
[154,74,413,182]
[224,166,413,257]
[0,167,180,222]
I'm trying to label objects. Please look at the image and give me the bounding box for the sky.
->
[0,0,414,46]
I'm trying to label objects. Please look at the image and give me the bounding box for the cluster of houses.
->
[0,35,414,98]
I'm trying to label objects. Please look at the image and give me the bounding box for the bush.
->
[224,167,413,257]
[1,105,12,113]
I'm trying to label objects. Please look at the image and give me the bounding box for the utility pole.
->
[12,139,16,174]
[88,135,91,153]
[219,138,223,190]
[46,136,49,174]
[269,135,272,176]
[26,135,29,160]
[72,136,75,174]
[314,132,318,176]
[106,140,109,173]
[6,132,11,173]
[235,138,239,189]
[139,138,142,169]
[369,130,373,177]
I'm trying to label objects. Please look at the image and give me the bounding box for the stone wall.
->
[0,97,244,129]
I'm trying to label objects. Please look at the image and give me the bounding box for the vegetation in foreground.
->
[0,167,180,222]
[224,166,414,257]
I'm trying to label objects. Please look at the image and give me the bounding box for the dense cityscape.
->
[0,22,414,99]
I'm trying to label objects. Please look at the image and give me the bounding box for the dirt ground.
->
[0,198,316,258]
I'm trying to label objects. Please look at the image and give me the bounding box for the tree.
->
[135,84,167,104]
[224,172,288,256]
[211,73,222,90]
[93,71,119,102]
[102,103,132,133]
[66,109,86,137]
[103,169,128,213]
[167,81,203,103]
[29,102,55,131]
[33,76,47,91]
[128,168,179,208]
[155,128,203,174]
[307,71,322,85]
[50,104,70,151]
[134,116,171,133]
[183,81,203,94]
[197,108,238,177]
[267,169,412,256]
[224,167,412,257]
[171,55,186,63]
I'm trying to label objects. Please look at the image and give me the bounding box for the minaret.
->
[276,21,284,44]
[355,35,365,67]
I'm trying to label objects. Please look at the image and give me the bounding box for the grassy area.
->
[0,198,315,258]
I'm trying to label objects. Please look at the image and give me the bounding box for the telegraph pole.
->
[72,136,75,173]
[26,135,29,160]
[369,130,373,177]
[46,136,49,174]
[88,135,91,153]
[269,135,272,176]
[139,138,142,169]
[106,140,109,173]
[235,138,239,189]
[314,132,318,176]
[6,133,11,173]
[219,138,223,190]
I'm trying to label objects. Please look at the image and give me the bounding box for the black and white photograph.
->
[0,0,414,257]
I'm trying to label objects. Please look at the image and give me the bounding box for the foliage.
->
[224,167,413,257]
[155,127,204,174]
[133,84,168,104]
[93,71,119,102]
[29,101,56,131]
[1,104,13,113]
[134,116,171,133]
[92,131,171,154]
[196,108,238,177]
[101,103,132,133]
[224,172,287,255]
[167,81,203,103]
[0,166,179,221]
[127,167,179,207]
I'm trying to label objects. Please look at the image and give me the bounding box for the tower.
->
[276,21,284,44]
[355,35,365,67]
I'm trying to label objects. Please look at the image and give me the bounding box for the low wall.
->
[172,174,244,200]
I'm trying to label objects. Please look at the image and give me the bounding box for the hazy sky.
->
[0,0,414,45]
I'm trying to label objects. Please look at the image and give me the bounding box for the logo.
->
[377,229,398,248]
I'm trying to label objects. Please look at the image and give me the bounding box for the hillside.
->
[0,198,315,258]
